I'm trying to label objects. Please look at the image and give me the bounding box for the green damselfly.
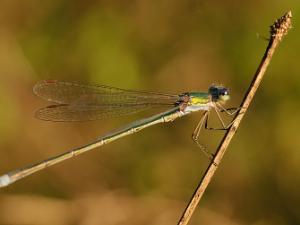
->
[0,80,237,187]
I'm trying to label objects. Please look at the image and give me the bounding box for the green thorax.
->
[188,92,210,106]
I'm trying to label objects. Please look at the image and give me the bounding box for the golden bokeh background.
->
[0,1,299,225]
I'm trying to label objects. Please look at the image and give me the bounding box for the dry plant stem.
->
[177,11,292,225]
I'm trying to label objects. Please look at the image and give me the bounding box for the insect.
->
[0,80,238,187]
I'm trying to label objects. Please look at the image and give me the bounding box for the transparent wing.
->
[33,80,179,105]
[35,104,154,121]
[33,80,180,121]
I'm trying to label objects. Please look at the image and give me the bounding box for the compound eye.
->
[223,89,229,95]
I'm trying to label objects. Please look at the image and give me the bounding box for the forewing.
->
[33,80,179,106]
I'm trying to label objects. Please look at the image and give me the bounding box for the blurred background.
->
[0,1,299,225]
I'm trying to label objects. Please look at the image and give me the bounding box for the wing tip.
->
[33,80,59,96]
[34,105,65,122]
[34,104,94,122]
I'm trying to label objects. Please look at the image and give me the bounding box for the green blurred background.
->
[0,1,299,225]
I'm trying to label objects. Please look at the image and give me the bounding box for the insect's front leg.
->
[216,102,244,116]
[205,104,235,130]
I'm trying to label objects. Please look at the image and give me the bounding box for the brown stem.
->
[177,11,292,225]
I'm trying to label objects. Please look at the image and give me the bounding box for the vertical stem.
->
[178,11,292,225]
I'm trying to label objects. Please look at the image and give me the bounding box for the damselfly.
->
[0,80,238,187]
